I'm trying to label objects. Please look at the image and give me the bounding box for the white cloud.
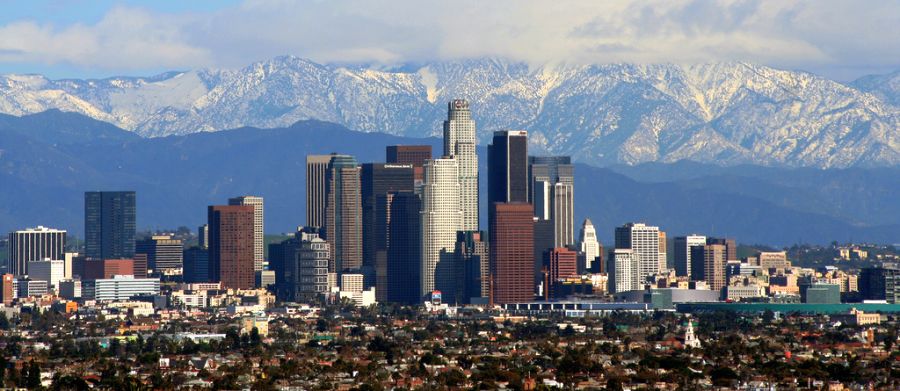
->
[0,0,898,79]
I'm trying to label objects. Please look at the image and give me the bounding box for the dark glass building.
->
[386,192,422,304]
[183,246,209,283]
[487,130,529,206]
[361,163,414,272]
[386,145,432,184]
[135,235,183,271]
[84,191,136,260]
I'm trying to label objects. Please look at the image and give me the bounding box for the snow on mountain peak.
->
[0,57,897,168]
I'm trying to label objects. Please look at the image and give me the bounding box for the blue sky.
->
[1,0,898,81]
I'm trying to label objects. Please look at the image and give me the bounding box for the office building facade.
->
[136,235,183,271]
[420,158,462,300]
[85,191,136,260]
[691,244,726,291]
[27,259,64,290]
[489,203,534,304]
[305,155,332,229]
[183,247,209,283]
[608,249,637,293]
[324,154,362,273]
[386,145,432,185]
[386,192,422,304]
[674,235,706,277]
[615,223,662,288]
[487,130,529,205]
[208,205,255,289]
[228,196,264,272]
[455,231,489,303]
[360,163,414,270]
[7,226,66,276]
[529,156,575,248]
[443,100,479,231]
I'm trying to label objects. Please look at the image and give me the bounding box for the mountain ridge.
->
[1,56,898,168]
[0,110,897,246]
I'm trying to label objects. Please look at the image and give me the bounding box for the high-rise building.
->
[691,244,726,291]
[208,205,255,289]
[228,196,264,272]
[455,231,489,304]
[268,233,301,301]
[386,192,422,304]
[608,249,637,293]
[305,155,332,229]
[544,247,578,298]
[443,100,479,231]
[136,235,183,271]
[1,274,13,305]
[7,226,66,276]
[386,145,432,185]
[707,237,737,261]
[658,231,667,272]
[421,157,462,300]
[615,223,662,288]
[674,235,707,277]
[298,232,330,301]
[578,219,602,272]
[860,264,900,304]
[489,203,534,304]
[272,228,331,302]
[360,163,414,271]
[183,246,209,283]
[487,130,529,205]
[529,156,574,248]
[133,253,148,278]
[324,154,362,273]
[198,224,209,249]
[27,259,64,290]
[85,191,136,260]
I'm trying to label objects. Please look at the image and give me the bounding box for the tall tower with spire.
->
[443,99,479,231]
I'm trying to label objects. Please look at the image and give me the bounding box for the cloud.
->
[0,0,898,79]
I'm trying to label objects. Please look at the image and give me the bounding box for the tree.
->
[26,361,41,389]
[50,374,90,391]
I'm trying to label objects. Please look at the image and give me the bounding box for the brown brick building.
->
[208,205,255,289]
[489,202,534,304]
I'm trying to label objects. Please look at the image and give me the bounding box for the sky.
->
[0,0,898,81]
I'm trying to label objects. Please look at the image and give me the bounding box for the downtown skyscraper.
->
[208,205,255,289]
[443,99,479,231]
[529,156,574,248]
[324,154,362,273]
[614,223,662,291]
[84,191,136,260]
[228,196,264,272]
[420,157,462,300]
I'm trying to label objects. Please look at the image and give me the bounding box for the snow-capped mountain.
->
[1,56,898,168]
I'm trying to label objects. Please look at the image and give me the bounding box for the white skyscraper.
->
[8,226,66,277]
[228,196,264,271]
[579,219,601,271]
[443,99,479,231]
[609,249,637,293]
[420,157,462,299]
[615,223,661,288]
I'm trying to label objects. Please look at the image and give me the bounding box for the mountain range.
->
[1,110,897,246]
[1,56,898,168]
